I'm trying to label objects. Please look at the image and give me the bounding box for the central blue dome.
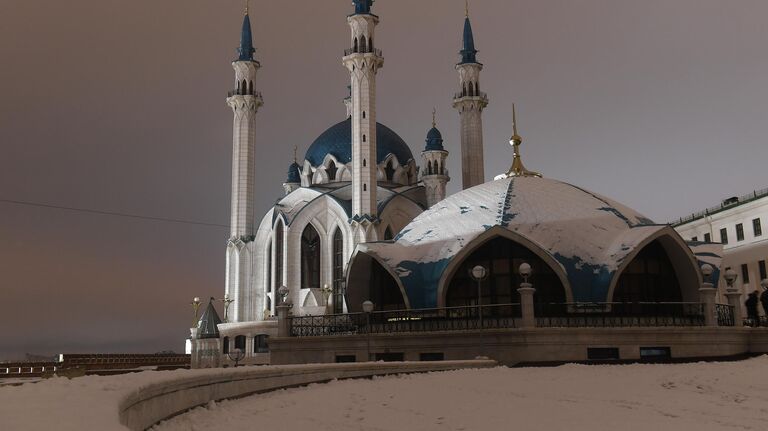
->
[305,118,414,167]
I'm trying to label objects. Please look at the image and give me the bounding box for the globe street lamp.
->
[362,300,374,361]
[519,262,532,283]
[701,264,714,283]
[278,285,290,305]
[724,268,738,292]
[191,297,202,327]
[227,348,245,368]
[222,294,235,323]
[470,265,488,328]
[321,284,333,314]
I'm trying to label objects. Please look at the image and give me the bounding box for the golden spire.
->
[432,107,437,128]
[503,104,542,179]
[245,0,250,15]
[293,145,298,163]
[465,0,470,17]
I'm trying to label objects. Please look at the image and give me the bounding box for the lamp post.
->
[362,300,374,362]
[222,294,235,323]
[191,297,201,327]
[470,265,488,328]
[278,285,290,305]
[227,348,245,368]
[723,267,743,325]
[517,263,536,328]
[699,264,717,327]
[321,284,333,314]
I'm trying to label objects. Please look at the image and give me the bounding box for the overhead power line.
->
[0,198,229,229]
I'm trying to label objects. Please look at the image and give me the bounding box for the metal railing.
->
[743,316,768,327]
[535,302,706,328]
[453,91,488,100]
[674,187,768,226]
[227,90,263,98]
[343,48,383,57]
[716,303,735,326]
[289,304,521,337]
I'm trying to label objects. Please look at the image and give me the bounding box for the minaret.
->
[224,4,263,322]
[283,146,301,195]
[452,2,489,189]
[343,0,384,242]
[421,109,450,207]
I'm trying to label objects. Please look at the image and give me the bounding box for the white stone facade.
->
[453,63,488,189]
[421,149,449,207]
[674,189,768,306]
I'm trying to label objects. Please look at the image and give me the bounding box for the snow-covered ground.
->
[153,357,768,431]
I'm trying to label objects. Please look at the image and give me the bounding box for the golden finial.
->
[245,0,250,15]
[432,107,437,128]
[293,145,298,163]
[465,0,470,17]
[500,104,542,179]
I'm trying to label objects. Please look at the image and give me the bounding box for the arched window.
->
[222,336,230,354]
[301,224,321,290]
[327,161,338,181]
[371,259,406,311]
[363,159,366,167]
[248,80,254,95]
[234,335,246,351]
[369,37,373,51]
[241,79,247,95]
[445,236,566,316]
[360,36,367,53]
[353,37,359,53]
[475,82,480,95]
[266,242,272,293]
[427,160,433,175]
[384,161,395,182]
[614,240,682,303]
[363,184,367,191]
[254,335,269,353]
[275,221,284,291]
[363,111,366,119]
[468,82,474,97]
[332,228,345,314]
[363,134,366,142]
[384,226,394,241]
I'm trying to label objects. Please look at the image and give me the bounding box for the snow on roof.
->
[359,176,670,307]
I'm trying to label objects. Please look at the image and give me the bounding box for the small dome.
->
[424,127,444,151]
[305,118,414,167]
[286,162,301,183]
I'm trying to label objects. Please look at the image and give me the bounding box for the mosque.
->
[188,0,744,367]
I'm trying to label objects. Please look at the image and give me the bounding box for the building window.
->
[301,224,321,290]
[736,223,745,241]
[332,228,345,314]
[327,161,338,181]
[742,264,750,284]
[275,221,284,290]
[234,335,246,352]
[254,335,269,353]
[754,219,763,237]
[691,236,698,242]
[384,226,394,241]
[760,260,767,280]
[720,228,728,244]
[222,336,230,354]
[704,233,711,242]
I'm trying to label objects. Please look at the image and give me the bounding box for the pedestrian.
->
[760,286,768,326]
[745,291,760,327]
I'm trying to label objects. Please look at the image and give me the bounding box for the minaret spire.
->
[432,107,437,128]
[453,7,488,189]
[422,109,450,207]
[344,0,384,243]
[225,9,264,322]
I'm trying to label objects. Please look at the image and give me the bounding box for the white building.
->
[674,188,768,304]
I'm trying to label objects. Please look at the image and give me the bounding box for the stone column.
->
[277,305,292,337]
[517,283,536,328]
[698,284,717,327]
[724,290,743,326]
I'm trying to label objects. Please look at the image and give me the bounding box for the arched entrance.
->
[613,240,683,303]
[445,236,566,316]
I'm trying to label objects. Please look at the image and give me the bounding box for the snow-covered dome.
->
[350,176,704,309]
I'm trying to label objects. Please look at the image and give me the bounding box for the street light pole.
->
[191,297,201,327]
[470,265,488,329]
[222,294,235,323]
[362,300,374,362]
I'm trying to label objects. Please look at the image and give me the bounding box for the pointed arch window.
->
[301,224,321,290]
[385,161,396,182]
[266,241,272,293]
[241,79,247,95]
[274,221,284,291]
[353,38,359,53]
[360,36,367,53]
[327,161,338,181]
[332,228,345,314]
[384,226,394,241]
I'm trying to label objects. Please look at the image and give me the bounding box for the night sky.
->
[1,0,767,360]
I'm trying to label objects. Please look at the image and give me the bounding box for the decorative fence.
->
[535,302,706,328]
[715,303,735,327]
[290,304,521,337]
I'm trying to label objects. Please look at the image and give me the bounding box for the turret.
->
[421,110,450,207]
[283,147,301,195]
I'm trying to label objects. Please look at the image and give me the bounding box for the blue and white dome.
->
[304,117,414,167]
